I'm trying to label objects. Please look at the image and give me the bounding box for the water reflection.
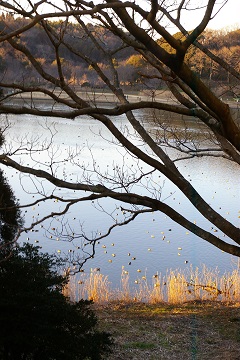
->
[0,112,239,288]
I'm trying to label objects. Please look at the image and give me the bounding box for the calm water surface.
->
[1,110,239,289]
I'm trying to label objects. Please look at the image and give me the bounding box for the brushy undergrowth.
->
[63,263,240,304]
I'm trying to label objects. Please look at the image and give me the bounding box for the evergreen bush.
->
[0,243,113,360]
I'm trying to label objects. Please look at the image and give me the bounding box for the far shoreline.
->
[2,89,239,122]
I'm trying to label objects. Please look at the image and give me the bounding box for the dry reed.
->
[64,263,240,304]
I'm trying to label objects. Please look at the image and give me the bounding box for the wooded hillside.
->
[0,14,239,92]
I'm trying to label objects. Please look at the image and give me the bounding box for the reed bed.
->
[64,264,240,304]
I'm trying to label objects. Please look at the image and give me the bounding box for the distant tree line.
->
[0,13,239,90]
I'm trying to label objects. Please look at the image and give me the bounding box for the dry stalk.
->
[64,264,240,304]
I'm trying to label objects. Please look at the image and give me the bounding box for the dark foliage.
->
[0,169,22,246]
[0,129,4,147]
[0,243,113,360]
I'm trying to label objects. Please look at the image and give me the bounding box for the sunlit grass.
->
[64,263,240,304]
[77,270,112,303]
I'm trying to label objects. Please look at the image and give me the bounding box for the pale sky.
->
[9,1,240,31]
[178,0,240,31]
[205,0,240,30]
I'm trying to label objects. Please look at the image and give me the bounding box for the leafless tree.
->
[0,0,239,264]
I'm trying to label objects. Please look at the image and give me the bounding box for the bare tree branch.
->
[0,0,239,261]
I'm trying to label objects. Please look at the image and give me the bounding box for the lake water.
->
[1,109,239,290]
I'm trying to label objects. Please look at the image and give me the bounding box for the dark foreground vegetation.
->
[0,243,113,360]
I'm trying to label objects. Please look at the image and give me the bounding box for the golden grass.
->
[76,269,112,302]
[64,263,240,304]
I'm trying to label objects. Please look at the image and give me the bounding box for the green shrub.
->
[0,243,113,359]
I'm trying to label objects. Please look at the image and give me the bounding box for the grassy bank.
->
[95,301,240,359]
